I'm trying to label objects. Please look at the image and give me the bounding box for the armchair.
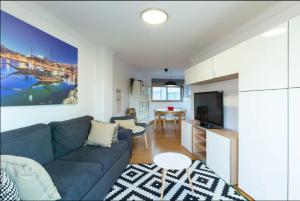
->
[110,116,148,148]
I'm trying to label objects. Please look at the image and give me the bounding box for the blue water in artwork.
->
[1,58,77,106]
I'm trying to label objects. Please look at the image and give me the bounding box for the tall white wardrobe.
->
[239,16,300,200]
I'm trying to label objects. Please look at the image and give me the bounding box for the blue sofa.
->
[0,116,132,200]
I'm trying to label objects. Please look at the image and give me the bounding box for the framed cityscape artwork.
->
[1,11,78,106]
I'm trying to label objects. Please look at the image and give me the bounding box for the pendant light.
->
[164,68,177,86]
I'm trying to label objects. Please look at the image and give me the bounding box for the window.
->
[152,86,183,101]
[152,87,167,101]
[167,87,181,101]
[151,78,184,102]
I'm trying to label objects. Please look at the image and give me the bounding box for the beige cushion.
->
[114,119,145,134]
[114,119,135,129]
[0,155,61,201]
[86,121,118,147]
[95,120,119,143]
[131,126,145,134]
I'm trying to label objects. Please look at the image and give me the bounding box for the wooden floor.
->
[129,122,197,164]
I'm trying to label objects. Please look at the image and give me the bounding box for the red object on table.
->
[167,106,174,111]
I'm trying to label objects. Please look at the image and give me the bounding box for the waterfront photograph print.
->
[0,11,78,106]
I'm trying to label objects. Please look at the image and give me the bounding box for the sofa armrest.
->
[117,127,133,151]
[136,123,147,128]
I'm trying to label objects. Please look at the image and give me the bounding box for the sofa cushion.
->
[49,116,93,159]
[81,150,130,200]
[44,160,103,200]
[117,127,133,151]
[86,121,118,147]
[60,140,128,172]
[0,124,53,165]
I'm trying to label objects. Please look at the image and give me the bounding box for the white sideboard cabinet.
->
[181,120,193,152]
[206,130,238,185]
[181,120,238,185]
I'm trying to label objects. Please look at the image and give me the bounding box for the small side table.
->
[153,152,194,200]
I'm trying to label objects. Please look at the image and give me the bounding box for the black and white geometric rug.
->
[105,160,246,201]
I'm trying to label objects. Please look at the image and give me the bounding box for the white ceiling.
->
[35,1,278,69]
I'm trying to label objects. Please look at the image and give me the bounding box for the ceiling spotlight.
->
[141,8,168,25]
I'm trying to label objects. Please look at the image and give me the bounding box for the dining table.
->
[155,108,186,131]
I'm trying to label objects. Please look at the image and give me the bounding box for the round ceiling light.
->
[141,8,168,25]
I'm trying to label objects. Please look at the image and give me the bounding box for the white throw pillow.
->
[0,155,61,201]
[114,119,135,129]
[86,121,118,147]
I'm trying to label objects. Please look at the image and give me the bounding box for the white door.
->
[239,23,288,91]
[289,88,300,200]
[181,121,192,152]
[207,130,231,183]
[239,90,288,200]
[213,45,240,78]
[289,15,300,88]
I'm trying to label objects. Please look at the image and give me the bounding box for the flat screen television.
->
[194,91,224,128]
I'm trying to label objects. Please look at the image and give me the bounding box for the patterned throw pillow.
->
[0,169,21,201]
[112,124,119,143]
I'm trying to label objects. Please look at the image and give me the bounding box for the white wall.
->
[0,2,115,131]
[113,56,141,116]
[93,46,115,121]
[191,79,238,131]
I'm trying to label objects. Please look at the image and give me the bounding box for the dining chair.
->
[154,110,166,131]
[173,109,186,130]
[153,110,158,130]
[164,113,177,131]
[182,109,187,120]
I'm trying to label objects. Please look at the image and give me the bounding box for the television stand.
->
[200,122,221,129]
[181,119,238,185]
